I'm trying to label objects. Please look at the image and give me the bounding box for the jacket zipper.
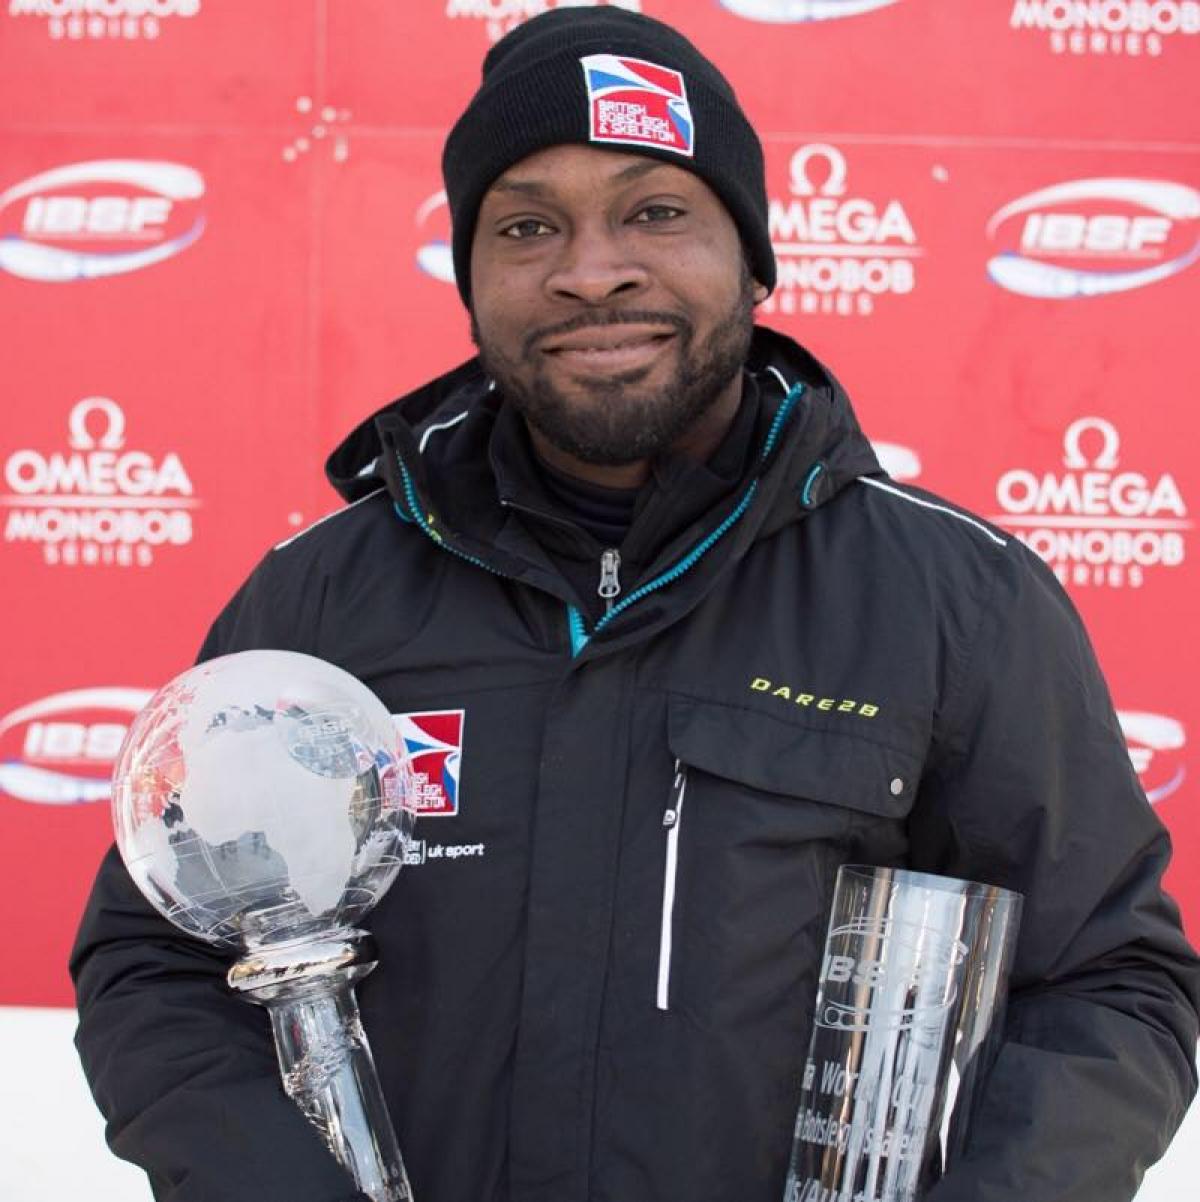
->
[657,759,688,1012]
[394,454,504,578]
[577,380,805,654]
[396,379,805,657]
[598,548,622,615]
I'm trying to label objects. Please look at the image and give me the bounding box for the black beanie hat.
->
[442,7,775,306]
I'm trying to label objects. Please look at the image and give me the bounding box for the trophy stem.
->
[229,932,413,1202]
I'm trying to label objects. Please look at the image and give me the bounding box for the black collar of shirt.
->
[487,373,765,619]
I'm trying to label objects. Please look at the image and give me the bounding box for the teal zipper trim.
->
[800,461,824,507]
[586,479,760,646]
[572,380,805,655]
[760,381,804,460]
[394,454,503,578]
[567,605,589,656]
[394,379,804,660]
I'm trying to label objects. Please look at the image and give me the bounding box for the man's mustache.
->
[523,310,691,359]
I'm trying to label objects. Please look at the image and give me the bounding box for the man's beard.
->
[471,269,755,467]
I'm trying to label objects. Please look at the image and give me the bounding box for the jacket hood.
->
[327,326,881,531]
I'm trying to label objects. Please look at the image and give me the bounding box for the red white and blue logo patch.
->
[394,709,464,817]
[581,54,694,158]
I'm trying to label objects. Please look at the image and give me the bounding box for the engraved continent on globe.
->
[112,650,413,951]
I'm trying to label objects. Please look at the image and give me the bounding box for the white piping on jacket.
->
[418,410,469,453]
[857,476,1008,548]
[274,486,386,550]
[657,761,689,1012]
[764,365,793,397]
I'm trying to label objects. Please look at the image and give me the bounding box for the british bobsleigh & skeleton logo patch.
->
[580,54,695,158]
[394,710,464,817]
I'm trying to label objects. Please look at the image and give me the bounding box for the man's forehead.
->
[485,146,692,200]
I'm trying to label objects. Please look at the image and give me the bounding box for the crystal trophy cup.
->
[111,650,416,1202]
[783,866,1023,1202]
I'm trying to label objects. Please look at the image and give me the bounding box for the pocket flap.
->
[667,694,921,817]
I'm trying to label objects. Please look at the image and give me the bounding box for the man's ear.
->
[752,280,769,305]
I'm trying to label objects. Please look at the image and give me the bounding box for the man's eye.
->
[501,218,554,239]
[633,204,684,223]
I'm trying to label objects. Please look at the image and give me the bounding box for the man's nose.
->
[545,227,649,304]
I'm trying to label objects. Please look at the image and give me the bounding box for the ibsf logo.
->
[1009,0,1199,57]
[444,0,640,44]
[3,395,199,567]
[991,417,1190,588]
[0,687,152,805]
[7,0,201,41]
[817,916,967,1033]
[871,441,922,481]
[764,144,921,318]
[986,178,1200,298]
[415,189,455,285]
[719,0,902,20]
[0,160,206,282]
[1119,711,1186,804]
[394,709,464,817]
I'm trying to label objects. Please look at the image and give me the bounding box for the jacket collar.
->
[325,327,882,647]
[326,326,881,534]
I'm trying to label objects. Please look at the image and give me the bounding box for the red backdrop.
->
[1,0,1197,1008]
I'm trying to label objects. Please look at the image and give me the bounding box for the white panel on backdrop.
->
[0,1005,1196,1202]
[0,1007,152,1202]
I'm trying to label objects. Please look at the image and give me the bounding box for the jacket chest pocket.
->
[655,695,923,1016]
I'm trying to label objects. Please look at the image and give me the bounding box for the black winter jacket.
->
[72,328,1200,1202]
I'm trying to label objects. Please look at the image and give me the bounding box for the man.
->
[72,9,1199,1202]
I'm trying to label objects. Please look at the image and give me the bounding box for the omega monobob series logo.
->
[0,160,206,282]
[765,143,921,318]
[7,0,201,41]
[990,417,1189,589]
[3,395,199,567]
[1009,0,1199,57]
[444,0,640,43]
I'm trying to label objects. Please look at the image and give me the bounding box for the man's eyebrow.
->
[611,160,667,184]
[489,177,551,198]
[489,159,667,198]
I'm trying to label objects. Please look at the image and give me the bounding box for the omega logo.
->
[789,144,848,198]
[1062,416,1120,471]
[67,396,126,451]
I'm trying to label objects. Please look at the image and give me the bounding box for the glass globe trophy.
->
[111,649,416,1202]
